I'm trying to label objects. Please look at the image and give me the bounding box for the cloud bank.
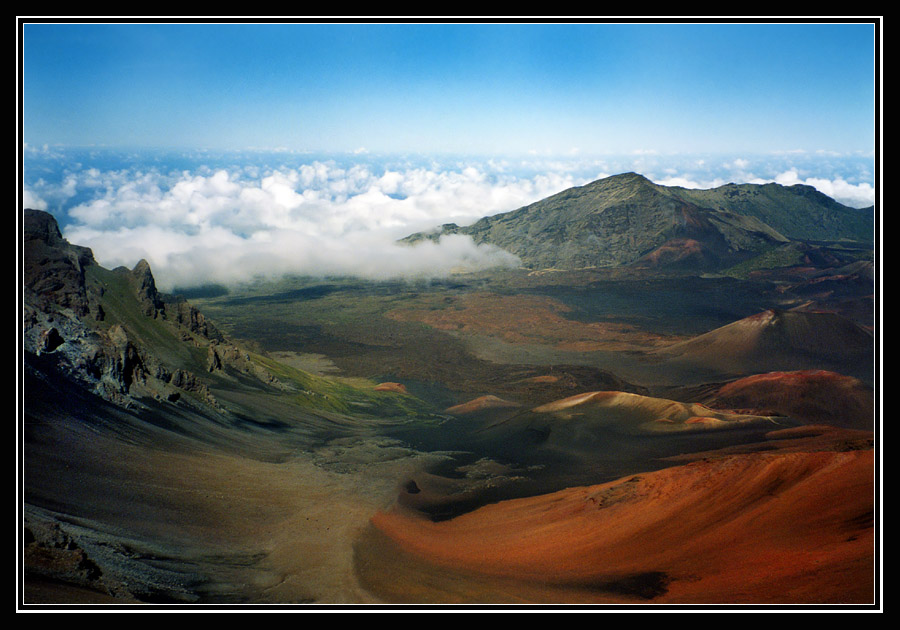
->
[23,150,876,290]
[37,159,585,289]
[772,170,875,207]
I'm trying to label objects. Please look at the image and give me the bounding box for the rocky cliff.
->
[22,209,283,410]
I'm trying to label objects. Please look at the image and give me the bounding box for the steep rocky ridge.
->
[24,208,100,319]
[22,209,289,410]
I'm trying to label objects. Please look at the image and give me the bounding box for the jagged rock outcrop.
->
[105,324,147,392]
[166,296,224,342]
[39,327,65,353]
[24,514,108,596]
[23,209,100,319]
[206,341,289,391]
[131,259,166,318]
[123,259,223,341]
[23,209,224,408]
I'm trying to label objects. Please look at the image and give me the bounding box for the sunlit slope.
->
[480,389,784,445]
[360,448,874,604]
[449,389,798,486]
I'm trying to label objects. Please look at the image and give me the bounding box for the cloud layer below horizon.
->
[23,149,876,290]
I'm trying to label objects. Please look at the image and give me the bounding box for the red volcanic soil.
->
[517,375,560,384]
[661,424,874,463]
[361,449,875,605]
[373,382,408,394]
[702,370,875,430]
[387,292,681,352]
[634,238,711,268]
[444,395,521,415]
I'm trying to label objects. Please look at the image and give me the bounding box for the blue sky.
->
[22,21,877,156]
[19,20,879,287]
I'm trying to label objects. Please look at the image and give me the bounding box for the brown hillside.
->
[653,308,873,379]
[700,370,875,430]
[359,449,875,604]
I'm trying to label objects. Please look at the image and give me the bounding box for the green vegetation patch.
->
[720,244,810,278]
[251,352,438,420]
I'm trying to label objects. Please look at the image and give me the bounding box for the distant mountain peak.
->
[402,172,873,272]
[596,171,652,183]
[575,171,657,193]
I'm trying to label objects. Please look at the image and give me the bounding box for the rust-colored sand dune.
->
[359,449,874,605]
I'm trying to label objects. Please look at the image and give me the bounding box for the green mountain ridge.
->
[403,172,874,272]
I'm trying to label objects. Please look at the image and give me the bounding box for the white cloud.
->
[59,161,579,289]
[773,170,875,207]
[22,187,48,211]
[651,175,728,190]
[65,222,520,289]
